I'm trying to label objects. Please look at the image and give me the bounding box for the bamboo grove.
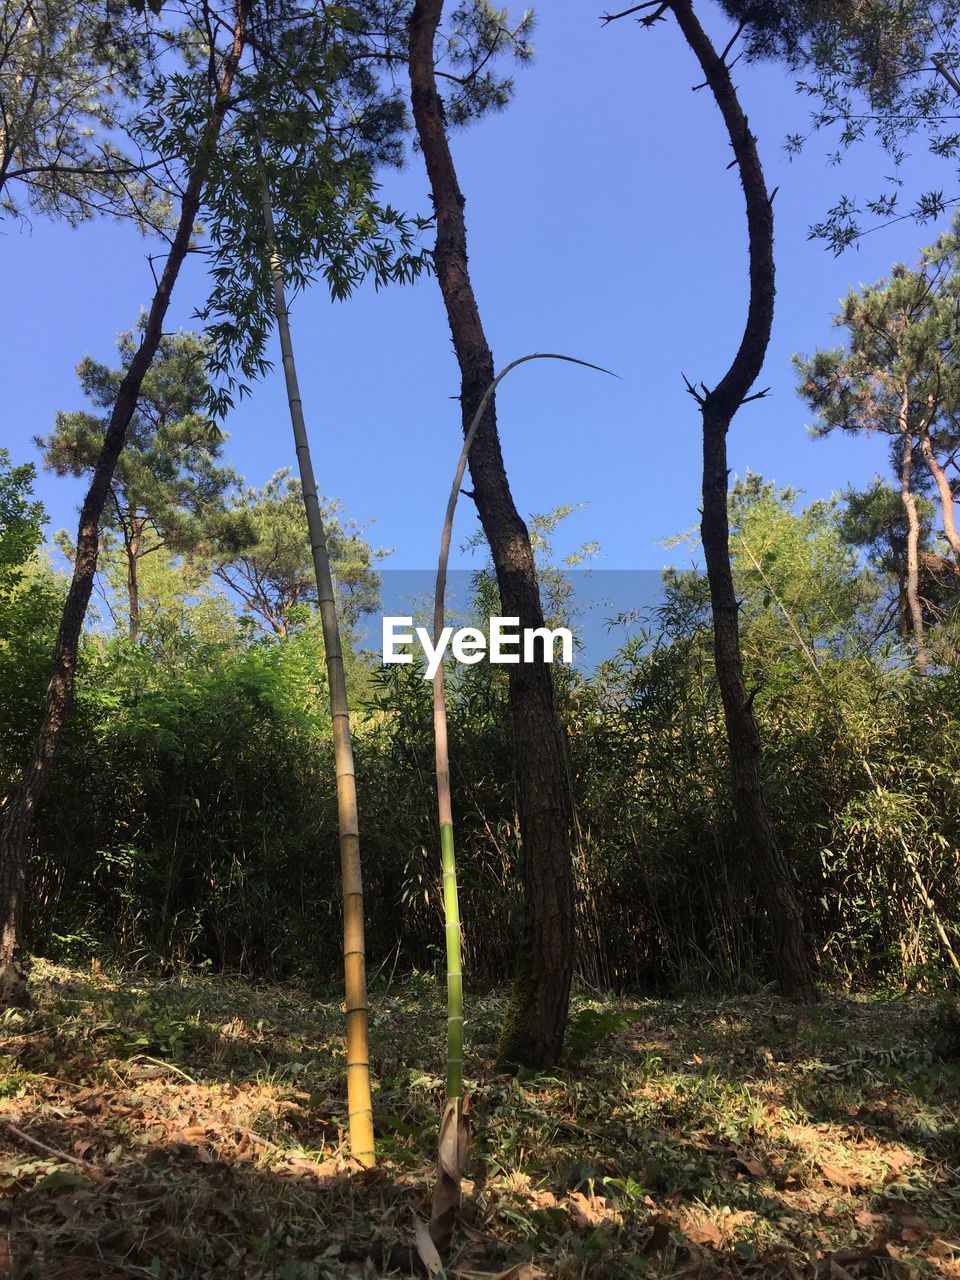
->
[3,0,960,1266]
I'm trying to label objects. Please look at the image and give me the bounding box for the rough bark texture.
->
[409,0,574,1067]
[899,404,929,675]
[126,523,141,641]
[919,425,960,562]
[0,0,250,989]
[669,0,818,1002]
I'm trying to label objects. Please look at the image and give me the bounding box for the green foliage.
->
[0,556,66,794]
[0,0,165,226]
[27,626,348,974]
[0,448,45,594]
[564,1006,631,1064]
[795,250,960,451]
[719,0,960,249]
[37,324,234,637]
[436,2,536,126]
[731,473,866,653]
[0,455,63,793]
[7,478,960,994]
[172,0,431,412]
[795,235,960,657]
[209,470,384,636]
[119,547,240,659]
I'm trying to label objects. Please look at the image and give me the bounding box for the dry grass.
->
[1,961,959,1278]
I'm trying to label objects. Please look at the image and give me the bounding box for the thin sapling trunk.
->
[126,524,141,641]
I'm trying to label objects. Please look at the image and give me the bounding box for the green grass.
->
[1,961,959,1277]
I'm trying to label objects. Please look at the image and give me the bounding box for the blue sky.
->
[2,0,954,575]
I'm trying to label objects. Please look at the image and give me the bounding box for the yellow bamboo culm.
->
[255,146,375,1167]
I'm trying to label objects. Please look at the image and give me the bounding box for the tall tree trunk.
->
[0,0,250,994]
[668,0,817,1001]
[900,403,929,674]
[254,149,375,1168]
[409,0,574,1068]
[918,424,960,562]
[127,525,141,641]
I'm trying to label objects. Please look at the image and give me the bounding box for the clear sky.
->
[2,0,953,575]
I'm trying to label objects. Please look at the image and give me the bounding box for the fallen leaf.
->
[568,1190,621,1228]
[31,1169,92,1193]
[928,1239,959,1259]
[855,1210,884,1230]
[735,1149,768,1178]
[415,1217,443,1277]
[679,1213,724,1249]
[883,1146,914,1175]
[821,1163,863,1191]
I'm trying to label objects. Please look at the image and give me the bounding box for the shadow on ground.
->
[1,962,959,1278]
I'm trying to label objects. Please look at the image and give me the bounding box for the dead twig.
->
[4,1122,100,1173]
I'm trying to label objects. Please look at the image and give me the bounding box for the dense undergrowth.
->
[6,479,960,998]
[2,962,960,1278]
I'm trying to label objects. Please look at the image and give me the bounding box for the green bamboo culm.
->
[432,352,617,1103]
[427,353,615,1251]
[430,583,462,1103]
[440,820,463,1098]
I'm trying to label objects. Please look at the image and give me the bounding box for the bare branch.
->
[600,2,666,26]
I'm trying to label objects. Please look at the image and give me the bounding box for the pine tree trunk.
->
[919,426,960,562]
[900,408,929,674]
[254,149,375,1168]
[0,0,250,988]
[409,0,574,1068]
[668,0,817,1002]
[702,409,816,997]
[127,526,141,641]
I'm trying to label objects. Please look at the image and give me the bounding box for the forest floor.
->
[1,962,959,1279]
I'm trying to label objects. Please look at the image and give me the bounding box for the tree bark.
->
[918,424,960,562]
[669,0,818,1001]
[127,522,141,641]
[899,402,929,674]
[409,0,574,1067]
[0,0,250,990]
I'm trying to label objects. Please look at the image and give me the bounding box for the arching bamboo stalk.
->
[255,148,375,1168]
[433,352,614,1092]
[427,352,613,1252]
